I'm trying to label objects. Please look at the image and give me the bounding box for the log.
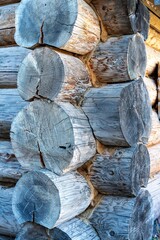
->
[146,45,160,76]
[143,77,157,106]
[12,170,93,229]
[0,186,20,236]
[147,110,160,147]
[0,89,26,140]
[16,218,100,239]
[11,100,96,175]
[89,144,150,197]
[147,173,160,220]
[0,140,27,182]
[89,34,147,83]
[0,0,20,6]
[0,236,14,240]
[146,27,160,52]
[88,189,153,240]
[82,79,151,146]
[0,47,30,88]
[15,0,100,55]
[17,47,91,104]
[91,0,149,39]
[148,143,160,177]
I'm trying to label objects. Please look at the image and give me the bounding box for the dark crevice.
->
[37,142,46,168]
[39,21,45,44]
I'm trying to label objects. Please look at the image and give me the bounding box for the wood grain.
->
[148,143,160,177]
[15,0,100,55]
[82,79,151,146]
[146,27,160,52]
[12,170,92,229]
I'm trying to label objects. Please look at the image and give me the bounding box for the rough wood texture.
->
[11,100,96,175]
[147,173,160,220]
[0,236,14,240]
[143,77,157,106]
[0,140,27,182]
[16,218,100,240]
[0,186,20,236]
[15,0,100,55]
[91,0,149,39]
[89,144,150,197]
[82,79,151,146]
[142,0,160,19]
[90,34,146,83]
[0,89,26,139]
[149,12,160,33]
[0,47,30,88]
[146,45,160,76]
[17,47,91,104]
[147,110,160,147]
[146,27,160,52]
[12,170,93,229]
[149,143,160,177]
[89,189,153,240]
[0,0,20,5]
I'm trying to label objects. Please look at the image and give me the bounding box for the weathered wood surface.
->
[147,110,160,147]
[147,173,160,220]
[142,0,160,19]
[149,12,160,33]
[90,34,146,83]
[0,0,20,5]
[88,189,153,240]
[0,236,14,240]
[143,77,157,106]
[148,143,160,177]
[0,89,26,139]
[89,144,150,197]
[146,45,160,76]
[0,47,30,88]
[0,186,20,236]
[0,140,27,182]
[91,0,149,39]
[82,79,151,146]
[146,27,160,52]
[15,0,100,55]
[12,170,93,229]
[11,100,96,175]
[16,218,100,239]
[17,47,91,104]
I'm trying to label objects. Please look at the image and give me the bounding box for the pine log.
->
[148,143,160,177]
[82,79,151,146]
[17,47,91,104]
[147,173,160,220]
[11,100,96,175]
[0,89,26,140]
[0,140,27,182]
[146,27,160,52]
[89,144,150,197]
[143,77,157,106]
[16,218,100,240]
[88,189,153,240]
[146,45,160,76]
[147,110,160,147]
[0,47,30,88]
[12,170,93,229]
[89,34,146,83]
[15,0,100,55]
[0,186,20,236]
[91,0,149,39]
[0,1,20,5]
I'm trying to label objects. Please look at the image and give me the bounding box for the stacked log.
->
[0,0,157,239]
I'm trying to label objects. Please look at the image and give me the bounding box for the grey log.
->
[89,34,147,83]
[88,189,153,240]
[0,186,20,236]
[14,0,100,55]
[0,47,30,88]
[147,173,160,220]
[91,0,150,39]
[0,140,28,183]
[89,144,150,197]
[0,236,14,240]
[17,47,91,104]
[16,218,100,240]
[12,170,93,229]
[82,78,151,146]
[0,89,26,139]
[11,100,96,175]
